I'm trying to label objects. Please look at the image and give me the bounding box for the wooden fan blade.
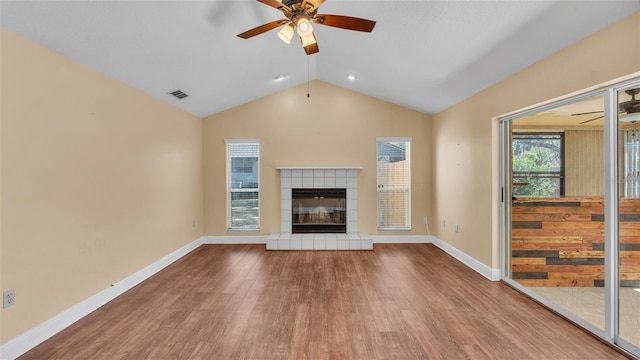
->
[237,19,290,39]
[257,0,290,11]
[313,14,376,32]
[579,116,603,124]
[572,111,603,116]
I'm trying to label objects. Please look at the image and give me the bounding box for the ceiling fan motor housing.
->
[283,0,304,6]
[620,88,640,114]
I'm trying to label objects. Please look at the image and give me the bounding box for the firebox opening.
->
[292,188,346,233]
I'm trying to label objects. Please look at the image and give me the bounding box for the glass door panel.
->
[617,85,640,351]
[510,94,606,332]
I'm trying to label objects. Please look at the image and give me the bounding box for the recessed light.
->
[347,74,356,81]
[274,74,287,81]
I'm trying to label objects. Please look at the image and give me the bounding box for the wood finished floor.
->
[20,244,627,360]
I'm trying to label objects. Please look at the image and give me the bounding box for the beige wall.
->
[203,80,432,235]
[432,11,640,268]
[0,29,204,342]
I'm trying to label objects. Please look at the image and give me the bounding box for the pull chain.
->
[307,55,310,98]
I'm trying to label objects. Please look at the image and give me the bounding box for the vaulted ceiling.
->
[2,0,638,118]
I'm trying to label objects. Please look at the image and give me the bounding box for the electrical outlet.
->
[454,225,459,233]
[423,216,428,224]
[3,289,15,308]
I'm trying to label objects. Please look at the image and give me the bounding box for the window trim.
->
[512,132,565,197]
[225,139,260,232]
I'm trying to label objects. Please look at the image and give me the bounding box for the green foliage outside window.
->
[512,134,563,197]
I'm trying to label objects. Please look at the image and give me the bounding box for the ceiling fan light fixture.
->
[277,23,294,44]
[296,17,313,38]
[300,32,317,47]
[620,112,640,123]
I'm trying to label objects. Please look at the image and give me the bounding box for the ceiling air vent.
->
[169,89,188,99]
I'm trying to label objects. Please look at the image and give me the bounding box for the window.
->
[226,140,260,230]
[232,158,255,174]
[377,137,411,230]
[512,133,564,197]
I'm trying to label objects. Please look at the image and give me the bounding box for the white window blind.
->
[377,138,411,230]
[226,140,260,230]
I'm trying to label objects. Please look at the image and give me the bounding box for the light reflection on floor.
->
[528,286,640,348]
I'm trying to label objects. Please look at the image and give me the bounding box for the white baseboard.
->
[201,235,500,281]
[429,236,501,281]
[200,235,500,281]
[371,234,499,281]
[0,237,205,360]
[202,235,267,244]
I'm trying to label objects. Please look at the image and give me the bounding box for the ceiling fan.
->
[236,0,376,55]
[573,88,640,124]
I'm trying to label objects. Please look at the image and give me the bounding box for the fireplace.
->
[292,188,346,233]
[270,167,371,250]
[277,167,360,234]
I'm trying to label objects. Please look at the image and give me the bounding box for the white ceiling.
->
[2,0,639,118]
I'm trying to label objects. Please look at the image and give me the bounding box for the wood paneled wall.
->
[564,130,604,197]
[512,197,640,287]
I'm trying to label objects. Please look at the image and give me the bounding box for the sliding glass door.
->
[616,85,640,354]
[508,93,606,334]
[501,77,640,357]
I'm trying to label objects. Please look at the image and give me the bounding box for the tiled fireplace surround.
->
[266,167,373,250]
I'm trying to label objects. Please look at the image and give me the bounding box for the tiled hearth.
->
[270,167,372,250]
[266,233,373,250]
